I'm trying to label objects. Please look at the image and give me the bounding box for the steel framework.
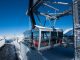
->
[27,0,72,28]
[27,0,80,59]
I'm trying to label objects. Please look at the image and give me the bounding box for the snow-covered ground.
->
[0,36,5,47]
[0,37,74,60]
[17,41,74,60]
[11,39,29,60]
[20,42,30,60]
[0,35,25,60]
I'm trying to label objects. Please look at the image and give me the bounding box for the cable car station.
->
[0,0,80,60]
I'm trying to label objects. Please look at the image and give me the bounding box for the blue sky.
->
[0,0,29,35]
[0,0,73,36]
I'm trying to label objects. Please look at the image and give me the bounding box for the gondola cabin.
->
[32,25,63,50]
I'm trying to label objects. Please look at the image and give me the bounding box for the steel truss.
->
[27,1,80,59]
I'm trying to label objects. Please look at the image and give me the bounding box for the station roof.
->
[35,25,63,32]
[35,25,52,29]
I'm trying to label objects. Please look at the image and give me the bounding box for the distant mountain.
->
[0,36,4,40]
[64,28,73,36]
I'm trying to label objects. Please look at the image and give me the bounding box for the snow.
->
[0,34,74,60]
[35,25,52,29]
[11,39,22,60]
[35,25,62,31]
[20,43,30,60]
[12,39,30,60]
[0,36,4,39]
[0,36,5,47]
[0,39,5,47]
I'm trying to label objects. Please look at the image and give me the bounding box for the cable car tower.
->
[73,0,80,59]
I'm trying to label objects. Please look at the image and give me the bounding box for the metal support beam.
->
[73,0,80,60]
[28,0,36,29]
[49,1,72,6]
[43,3,59,11]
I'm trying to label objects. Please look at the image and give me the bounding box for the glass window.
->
[40,31,50,47]
[58,32,63,39]
[33,31,39,41]
[51,31,57,45]
[33,31,39,48]
[51,32,57,39]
